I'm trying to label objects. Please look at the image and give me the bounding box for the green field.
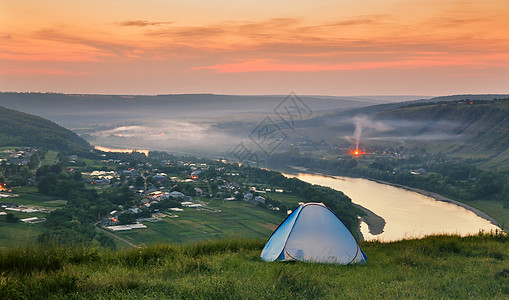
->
[0,219,44,249]
[41,150,58,165]
[265,192,307,208]
[0,186,66,248]
[1,234,507,299]
[115,201,285,246]
[4,186,66,208]
[82,158,109,169]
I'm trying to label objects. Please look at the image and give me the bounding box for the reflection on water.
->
[94,146,149,156]
[292,173,501,242]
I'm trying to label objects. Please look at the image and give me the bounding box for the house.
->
[149,191,164,198]
[254,196,266,204]
[128,207,141,214]
[95,178,110,185]
[159,192,170,200]
[191,170,201,179]
[101,217,117,226]
[410,168,426,175]
[154,173,167,181]
[243,192,253,201]
[20,217,46,224]
[194,187,203,196]
[169,191,185,198]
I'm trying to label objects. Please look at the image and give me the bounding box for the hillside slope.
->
[376,98,509,167]
[1,235,507,299]
[0,105,91,152]
[290,95,509,169]
[0,92,396,126]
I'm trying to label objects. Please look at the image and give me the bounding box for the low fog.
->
[2,93,463,156]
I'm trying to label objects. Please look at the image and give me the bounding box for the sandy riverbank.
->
[353,204,386,236]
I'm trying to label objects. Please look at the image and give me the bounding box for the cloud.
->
[31,28,133,57]
[117,20,173,27]
[4,10,509,82]
[302,15,390,30]
[430,17,487,26]
[192,52,509,73]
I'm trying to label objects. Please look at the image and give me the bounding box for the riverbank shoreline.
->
[284,166,504,233]
[353,203,386,241]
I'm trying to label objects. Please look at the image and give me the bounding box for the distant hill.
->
[0,92,413,126]
[375,98,509,167]
[0,105,91,152]
[290,95,509,169]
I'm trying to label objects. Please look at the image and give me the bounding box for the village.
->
[87,157,287,232]
[1,147,290,238]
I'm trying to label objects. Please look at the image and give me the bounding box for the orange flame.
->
[349,148,366,156]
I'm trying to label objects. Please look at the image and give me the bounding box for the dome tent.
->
[261,202,366,264]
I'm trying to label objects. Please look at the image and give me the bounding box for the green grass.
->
[0,219,44,250]
[115,201,284,245]
[0,186,64,248]
[41,150,58,165]
[1,234,508,299]
[82,158,109,169]
[6,186,66,207]
[265,192,306,208]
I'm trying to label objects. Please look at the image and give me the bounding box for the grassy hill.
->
[376,98,509,168]
[0,105,91,152]
[292,96,509,169]
[1,234,508,299]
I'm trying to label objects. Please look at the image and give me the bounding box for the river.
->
[290,173,501,242]
[94,146,149,156]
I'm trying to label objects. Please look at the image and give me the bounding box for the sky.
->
[1,0,509,95]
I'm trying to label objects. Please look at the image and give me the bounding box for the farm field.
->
[114,200,286,246]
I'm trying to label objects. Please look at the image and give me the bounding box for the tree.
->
[37,172,58,195]
[135,176,145,188]
[118,212,136,225]
[28,153,40,169]
[6,213,19,223]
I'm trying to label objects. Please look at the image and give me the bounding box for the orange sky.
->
[1,0,508,95]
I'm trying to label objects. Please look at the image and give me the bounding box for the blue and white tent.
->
[261,202,366,264]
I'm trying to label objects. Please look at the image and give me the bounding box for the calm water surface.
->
[291,173,500,241]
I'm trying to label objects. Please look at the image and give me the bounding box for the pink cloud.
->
[192,52,509,73]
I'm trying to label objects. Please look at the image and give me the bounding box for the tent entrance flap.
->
[260,205,303,262]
